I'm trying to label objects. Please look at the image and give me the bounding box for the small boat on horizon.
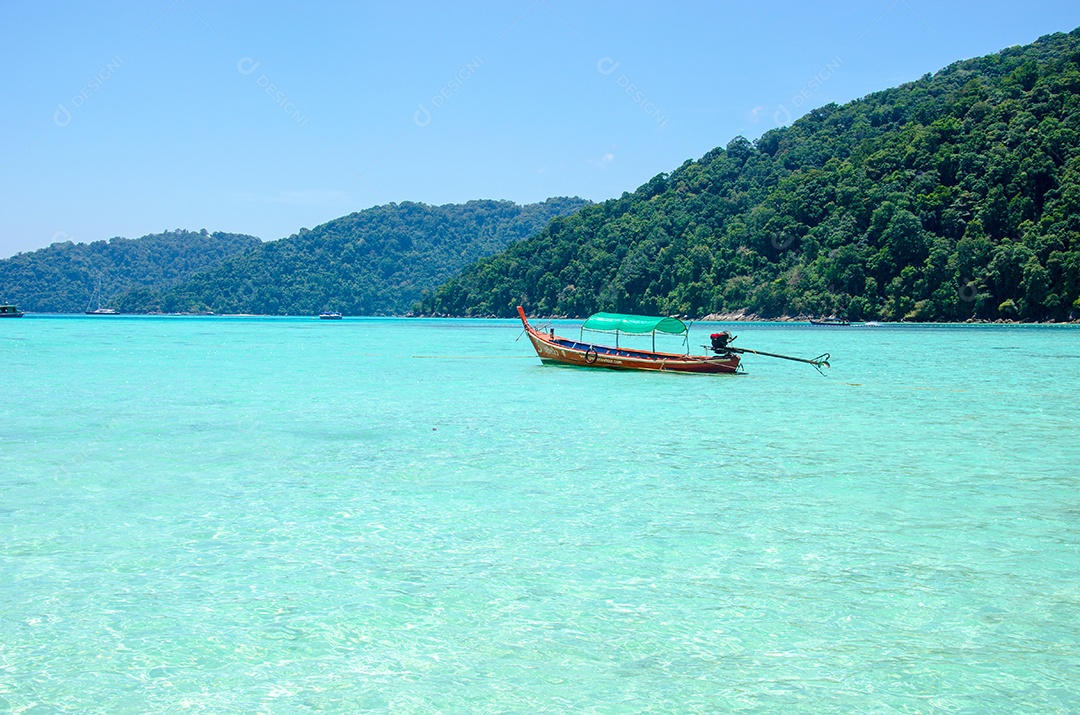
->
[809,317,850,326]
[0,304,24,318]
[318,311,343,320]
[85,287,118,314]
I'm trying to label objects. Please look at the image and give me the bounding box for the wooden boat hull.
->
[517,307,739,375]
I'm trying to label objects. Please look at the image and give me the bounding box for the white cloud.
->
[590,152,615,169]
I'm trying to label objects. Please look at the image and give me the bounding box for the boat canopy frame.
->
[579,311,691,353]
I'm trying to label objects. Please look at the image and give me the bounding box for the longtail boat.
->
[516,306,741,374]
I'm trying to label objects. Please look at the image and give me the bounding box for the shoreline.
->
[488,308,1080,325]
[696,312,1080,325]
[13,311,1080,325]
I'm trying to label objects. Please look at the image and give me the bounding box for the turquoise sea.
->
[2,315,1079,713]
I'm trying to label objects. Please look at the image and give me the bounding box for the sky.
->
[2,1,1079,258]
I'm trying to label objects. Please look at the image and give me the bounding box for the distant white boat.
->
[85,285,118,315]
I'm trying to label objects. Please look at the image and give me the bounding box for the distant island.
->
[418,28,1080,323]
[0,230,260,314]
[114,198,589,316]
[0,199,588,316]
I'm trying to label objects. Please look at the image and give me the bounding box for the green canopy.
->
[581,312,687,335]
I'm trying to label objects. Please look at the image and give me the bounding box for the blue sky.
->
[2,1,1079,257]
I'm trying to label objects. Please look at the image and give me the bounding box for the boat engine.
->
[709,331,735,354]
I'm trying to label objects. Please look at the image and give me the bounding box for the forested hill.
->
[0,231,261,313]
[419,29,1080,322]
[120,198,589,315]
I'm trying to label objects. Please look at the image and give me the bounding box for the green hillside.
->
[0,231,261,313]
[122,198,589,315]
[419,29,1080,322]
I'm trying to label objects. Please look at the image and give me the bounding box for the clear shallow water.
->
[1,316,1078,713]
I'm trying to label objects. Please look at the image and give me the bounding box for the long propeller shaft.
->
[727,346,829,368]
